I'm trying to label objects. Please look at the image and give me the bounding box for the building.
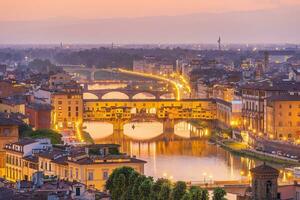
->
[266,95,300,141]
[0,80,27,98]
[133,59,174,76]
[250,163,279,200]
[4,141,146,191]
[26,103,52,129]
[212,84,235,103]
[51,82,83,130]
[4,138,52,182]
[289,67,300,82]
[216,99,232,128]
[0,116,21,177]
[48,72,72,89]
[241,81,300,135]
[67,144,146,191]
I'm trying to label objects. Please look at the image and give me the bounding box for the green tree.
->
[21,129,62,144]
[181,192,192,200]
[139,178,153,200]
[201,189,209,200]
[171,181,187,200]
[213,187,227,200]
[151,178,171,200]
[158,183,171,200]
[106,167,136,200]
[132,175,147,200]
[111,173,126,199]
[189,186,203,200]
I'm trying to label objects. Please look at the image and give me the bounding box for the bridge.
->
[63,66,101,81]
[83,98,217,139]
[83,88,175,100]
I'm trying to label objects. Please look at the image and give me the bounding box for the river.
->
[83,121,293,184]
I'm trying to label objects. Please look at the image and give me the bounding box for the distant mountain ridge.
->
[0,6,299,44]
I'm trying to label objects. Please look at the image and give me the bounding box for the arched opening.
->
[102,92,129,99]
[160,93,175,99]
[132,92,156,99]
[83,92,99,100]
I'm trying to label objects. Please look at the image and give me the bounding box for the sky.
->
[0,0,300,44]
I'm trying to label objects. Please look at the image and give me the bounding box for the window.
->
[289,112,292,116]
[279,104,282,109]
[278,122,283,127]
[75,187,81,196]
[103,171,109,180]
[58,106,62,110]
[88,172,94,181]
[58,101,62,105]
[288,121,292,127]
[289,105,292,109]
[68,107,71,111]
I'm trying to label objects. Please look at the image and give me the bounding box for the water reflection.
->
[84,121,205,140]
[85,121,294,183]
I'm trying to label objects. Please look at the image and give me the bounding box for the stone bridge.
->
[83,88,175,100]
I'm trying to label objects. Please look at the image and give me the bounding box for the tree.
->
[201,189,209,200]
[21,129,62,144]
[171,181,187,200]
[111,173,126,199]
[158,183,171,200]
[139,178,153,200]
[106,167,136,200]
[132,175,148,200]
[213,187,227,200]
[189,186,203,200]
[181,192,192,200]
[151,178,171,200]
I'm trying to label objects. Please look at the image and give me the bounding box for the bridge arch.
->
[102,91,130,99]
[83,92,99,100]
[160,93,175,99]
[132,92,156,99]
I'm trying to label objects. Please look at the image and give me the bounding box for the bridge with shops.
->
[83,99,217,140]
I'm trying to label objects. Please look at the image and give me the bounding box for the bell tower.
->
[250,163,279,200]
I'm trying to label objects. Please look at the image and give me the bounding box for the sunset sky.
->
[1,0,300,21]
[0,0,300,44]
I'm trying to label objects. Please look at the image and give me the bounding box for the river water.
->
[84,121,293,184]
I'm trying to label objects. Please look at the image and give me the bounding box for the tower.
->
[218,36,221,51]
[250,163,279,200]
[264,51,269,72]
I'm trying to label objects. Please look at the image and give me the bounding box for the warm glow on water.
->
[85,121,292,184]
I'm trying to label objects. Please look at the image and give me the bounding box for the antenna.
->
[217,36,221,51]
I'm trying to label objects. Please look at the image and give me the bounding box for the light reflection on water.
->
[84,121,293,183]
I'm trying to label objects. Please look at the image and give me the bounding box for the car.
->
[272,151,276,154]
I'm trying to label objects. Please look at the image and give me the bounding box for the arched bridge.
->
[83,89,175,100]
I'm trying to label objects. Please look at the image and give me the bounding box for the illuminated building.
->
[67,144,145,190]
[242,82,300,135]
[51,82,83,130]
[0,116,20,177]
[4,141,146,191]
[4,138,52,182]
[266,95,300,141]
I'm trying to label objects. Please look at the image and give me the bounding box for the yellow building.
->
[0,117,20,177]
[83,99,216,121]
[4,138,52,182]
[67,144,145,191]
[266,95,300,141]
[51,83,83,130]
[212,84,235,103]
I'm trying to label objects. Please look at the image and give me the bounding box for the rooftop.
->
[250,163,279,175]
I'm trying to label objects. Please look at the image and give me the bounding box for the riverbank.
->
[217,140,299,166]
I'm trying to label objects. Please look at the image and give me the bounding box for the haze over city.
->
[1,0,300,44]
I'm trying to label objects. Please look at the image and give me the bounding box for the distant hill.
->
[0,6,299,44]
